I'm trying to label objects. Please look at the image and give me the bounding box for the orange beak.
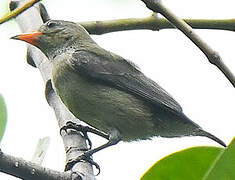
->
[11,31,42,45]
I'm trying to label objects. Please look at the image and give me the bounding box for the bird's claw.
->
[65,153,101,175]
[60,121,77,135]
[60,121,92,149]
[60,125,68,135]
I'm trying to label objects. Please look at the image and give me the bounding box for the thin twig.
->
[80,16,235,35]
[140,0,235,87]
[0,0,41,25]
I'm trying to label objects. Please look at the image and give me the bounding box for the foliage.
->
[0,94,7,143]
[141,138,235,180]
[204,137,235,180]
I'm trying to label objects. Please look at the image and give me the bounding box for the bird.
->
[11,20,226,167]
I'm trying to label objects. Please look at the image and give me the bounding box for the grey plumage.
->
[12,20,226,149]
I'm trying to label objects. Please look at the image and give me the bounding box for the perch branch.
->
[0,150,72,180]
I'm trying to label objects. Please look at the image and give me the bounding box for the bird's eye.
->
[46,21,58,28]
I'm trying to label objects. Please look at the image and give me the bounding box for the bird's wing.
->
[72,49,182,112]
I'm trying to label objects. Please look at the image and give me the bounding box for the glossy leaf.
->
[141,146,223,180]
[0,94,7,143]
[203,138,235,180]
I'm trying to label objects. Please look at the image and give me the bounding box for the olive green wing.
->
[72,49,182,113]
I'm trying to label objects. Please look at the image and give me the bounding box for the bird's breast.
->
[52,57,156,141]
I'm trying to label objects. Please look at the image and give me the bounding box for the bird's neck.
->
[47,38,96,61]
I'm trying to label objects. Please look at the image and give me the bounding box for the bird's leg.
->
[60,121,109,149]
[65,129,121,174]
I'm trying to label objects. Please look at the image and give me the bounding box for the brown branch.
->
[140,0,235,87]
[80,16,235,35]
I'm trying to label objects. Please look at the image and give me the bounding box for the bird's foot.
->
[60,121,92,149]
[65,152,100,175]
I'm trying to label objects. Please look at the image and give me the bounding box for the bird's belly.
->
[53,69,156,141]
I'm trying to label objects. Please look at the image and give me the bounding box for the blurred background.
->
[0,0,235,179]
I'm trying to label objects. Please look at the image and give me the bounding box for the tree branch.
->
[140,0,235,87]
[0,0,41,24]
[0,150,73,180]
[1,0,235,34]
[80,15,235,35]
[8,0,95,179]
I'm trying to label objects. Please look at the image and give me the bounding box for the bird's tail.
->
[153,108,226,147]
[193,128,226,147]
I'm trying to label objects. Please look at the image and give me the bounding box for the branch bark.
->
[80,16,235,35]
[140,0,235,87]
[3,1,235,33]
[0,150,73,180]
[2,1,235,34]
[1,0,95,179]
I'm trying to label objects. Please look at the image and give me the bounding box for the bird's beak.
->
[11,31,42,46]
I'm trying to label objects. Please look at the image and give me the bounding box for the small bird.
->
[12,20,226,165]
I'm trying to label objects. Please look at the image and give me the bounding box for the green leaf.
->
[141,146,223,180]
[0,94,7,143]
[203,138,235,180]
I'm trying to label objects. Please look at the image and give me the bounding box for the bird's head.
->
[11,20,93,59]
